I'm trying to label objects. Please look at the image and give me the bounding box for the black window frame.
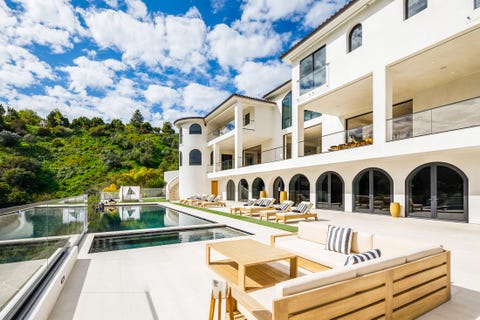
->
[189,149,202,166]
[405,0,427,19]
[348,24,362,52]
[179,151,183,166]
[299,46,326,95]
[189,123,202,135]
[243,113,250,126]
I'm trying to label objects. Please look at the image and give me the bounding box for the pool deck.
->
[48,202,480,320]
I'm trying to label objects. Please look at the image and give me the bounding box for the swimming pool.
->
[88,205,212,233]
[89,226,249,253]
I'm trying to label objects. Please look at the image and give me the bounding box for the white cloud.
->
[234,60,290,97]
[144,85,181,108]
[83,7,207,73]
[207,22,283,69]
[60,56,126,93]
[182,83,229,113]
[125,0,147,19]
[210,0,226,14]
[304,0,349,29]
[241,0,314,21]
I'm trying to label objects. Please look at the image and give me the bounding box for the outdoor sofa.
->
[231,222,450,320]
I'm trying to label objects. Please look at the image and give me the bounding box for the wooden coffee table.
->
[206,239,297,291]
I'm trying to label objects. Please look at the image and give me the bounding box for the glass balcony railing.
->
[323,124,373,152]
[387,96,480,141]
[0,195,87,316]
[262,146,288,163]
[207,121,235,142]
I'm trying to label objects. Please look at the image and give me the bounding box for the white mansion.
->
[171,0,480,224]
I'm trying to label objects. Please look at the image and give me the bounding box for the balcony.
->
[323,124,373,152]
[207,120,234,142]
[387,96,480,141]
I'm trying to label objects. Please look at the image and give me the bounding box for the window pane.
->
[189,123,202,134]
[313,47,326,69]
[300,55,313,78]
[349,25,362,51]
[282,92,292,129]
[406,0,427,19]
[300,74,314,95]
[313,67,326,88]
[476,0,480,9]
[189,149,202,165]
[330,174,344,210]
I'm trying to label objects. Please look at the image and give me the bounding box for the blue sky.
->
[0,0,348,126]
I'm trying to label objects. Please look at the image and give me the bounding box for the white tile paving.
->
[48,203,480,320]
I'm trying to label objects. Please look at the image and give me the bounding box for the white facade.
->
[174,0,480,224]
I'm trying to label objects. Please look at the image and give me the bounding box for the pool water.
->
[89,227,248,253]
[88,205,211,233]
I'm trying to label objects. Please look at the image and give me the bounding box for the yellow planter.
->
[279,191,287,203]
[390,202,401,218]
[259,191,267,198]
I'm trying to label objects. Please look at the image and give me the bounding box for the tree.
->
[129,109,144,128]
[46,109,69,127]
[110,119,125,131]
[162,121,175,134]
[71,116,92,129]
[0,130,21,147]
[91,117,104,127]
[18,110,41,125]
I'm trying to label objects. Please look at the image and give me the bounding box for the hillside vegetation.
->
[0,106,178,208]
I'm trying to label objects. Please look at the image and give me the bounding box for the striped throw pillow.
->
[292,202,307,213]
[344,249,381,266]
[325,225,353,254]
[244,199,256,206]
[279,201,290,211]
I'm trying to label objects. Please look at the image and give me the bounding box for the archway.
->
[238,179,248,202]
[289,174,310,205]
[272,177,285,203]
[316,172,344,211]
[353,168,393,214]
[226,180,235,201]
[406,163,467,222]
[252,178,265,199]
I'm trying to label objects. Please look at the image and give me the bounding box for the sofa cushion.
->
[351,231,373,253]
[297,222,328,244]
[275,237,348,268]
[248,286,278,312]
[345,249,381,266]
[405,246,444,262]
[325,225,353,254]
[275,267,356,297]
[353,255,406,276]
[373,235,443,259]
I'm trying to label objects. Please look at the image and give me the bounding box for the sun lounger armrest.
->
[230,283,272,320]
[270,232,298,246]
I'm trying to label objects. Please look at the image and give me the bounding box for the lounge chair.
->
[229,199,257,214]
[201,195,226,207]
[192,194,215,206]
[240,198,276,216]
[275,201,316,224]
[179,194,197,204]
[259,200,294,220]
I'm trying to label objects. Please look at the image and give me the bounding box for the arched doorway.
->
[316,172,344,211]
[273,177,285,203]
[226,180,235,201]
[252,178,265,199]
[238,179,248,202]
[289,174,310,205]
[406,163,467,222]
[353,168,393,214]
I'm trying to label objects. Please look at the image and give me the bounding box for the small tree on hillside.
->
[47,109,69,127]
[129,109,144,128]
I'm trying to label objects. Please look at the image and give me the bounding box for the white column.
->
[234,101,243,168]
[292,102,304,158]
[372,66,392,145]
[213,143,218,173]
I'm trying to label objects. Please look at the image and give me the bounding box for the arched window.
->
[353,168,393,214]
[348,24,362,52]
[179,151,183,166]
[406,162,467,222]
[226,180,235,201]
[252,178,265,199]
[189,149,202,165]
[210,151,214,166]
[405,0,427,19]
[189,123,202,134]
[316,172,344,211]
[238,179,249,202]
[273,177,285,203]
[282,91,292,129]
[289,174,310,205]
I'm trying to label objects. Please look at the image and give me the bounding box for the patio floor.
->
[48,202,480,319]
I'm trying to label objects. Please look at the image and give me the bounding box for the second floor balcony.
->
[207,120,234,142]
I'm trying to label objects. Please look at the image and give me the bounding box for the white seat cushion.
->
[351,231,373,253]
[352,255,406,276]
[297,221,328,244]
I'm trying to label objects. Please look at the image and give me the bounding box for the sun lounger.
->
[192,194,215,206]
[229,199,257,214]
[201,196,226,207]
[259,200,294,220]
[240,198,276,216]
[275,202,316,224]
